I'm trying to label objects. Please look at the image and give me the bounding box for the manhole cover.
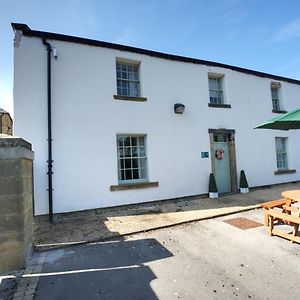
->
[223,217,263,230]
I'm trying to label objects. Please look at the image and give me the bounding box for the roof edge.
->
[11,23,31,31]
[10,23,300,85]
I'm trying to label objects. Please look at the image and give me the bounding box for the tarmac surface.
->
[1,182,300,299]
[6,208,299,299]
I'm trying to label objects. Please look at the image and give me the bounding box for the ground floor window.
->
[275,137,288,170]
[117,135,148,184]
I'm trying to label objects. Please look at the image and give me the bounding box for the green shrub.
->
[209,173,218,193]
[240,170,249,188]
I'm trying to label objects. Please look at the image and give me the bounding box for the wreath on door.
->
[215,148,225,160]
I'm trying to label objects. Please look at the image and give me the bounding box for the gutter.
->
[42,39,54,222]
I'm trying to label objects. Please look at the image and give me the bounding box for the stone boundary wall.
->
[0,134,34,273]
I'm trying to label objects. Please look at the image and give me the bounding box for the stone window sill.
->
[110,181,159,191]
[274,169,296,175]
[208,103,231,109]
[272,109,287,114]
[113,95,147,102]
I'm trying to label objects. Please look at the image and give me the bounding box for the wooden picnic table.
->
[282,190,300,206]
[266,190,300,243]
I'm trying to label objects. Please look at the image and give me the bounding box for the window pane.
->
[124,147,131,157]
[120,159,125,169]
[124,137,131,147]
[117,87,122,96]
[217,79,222,90]
[139,147,145,156]
[118,147,124,158]
[273,99,280,110]
[209,78,217,90]
[125,159,131,168]
[131,137,137,146]
[129,82,139,97]
[120,169,125,180]
[132,158,139,168]
[139,158,146,169]
[138,137,145,146]
[117,136,124,147]
[125,169,132,180]
[132,169,139,179]
[132,147,138,157]
[140,168,147,179]
[271,88,278,99]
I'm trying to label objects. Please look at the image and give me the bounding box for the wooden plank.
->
[264,209,268,226]
[272,228,300,244]
[267,209,300,224]
[268,215,273,236]
[282,205,299,212]
[261,199,287,209]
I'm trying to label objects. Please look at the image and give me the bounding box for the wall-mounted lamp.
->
[52,48,58,60]
[174,103,185,114]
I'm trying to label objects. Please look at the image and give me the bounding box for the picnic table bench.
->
[264,190,300,244]
[267,209,300,243]
[261,198,293,226]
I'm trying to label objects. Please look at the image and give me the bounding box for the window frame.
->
[271,84,280,111]
[208,75,224,105]
[116,134,148,184]
[275,137,288,170]
[116,60,141,98]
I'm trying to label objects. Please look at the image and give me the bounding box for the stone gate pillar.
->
[0,134,34,273]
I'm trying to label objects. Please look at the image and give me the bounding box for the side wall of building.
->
[14,35,300,215]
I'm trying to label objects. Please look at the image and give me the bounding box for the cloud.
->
[271,18,300,42]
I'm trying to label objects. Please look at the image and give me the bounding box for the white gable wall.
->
[14,35,300,215]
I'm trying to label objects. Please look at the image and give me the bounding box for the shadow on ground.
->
[33,238,173,300]
[34,182,300,249]
[0,276,19,300]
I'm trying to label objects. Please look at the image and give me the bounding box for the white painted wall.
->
[13,35,300,215]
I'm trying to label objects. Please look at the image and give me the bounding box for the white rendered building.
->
[12,23,300,215]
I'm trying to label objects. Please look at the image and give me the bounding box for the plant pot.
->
[240,187,249,194]
[209,192,219,198]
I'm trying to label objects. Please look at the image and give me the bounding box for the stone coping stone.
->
[0,134,32,150]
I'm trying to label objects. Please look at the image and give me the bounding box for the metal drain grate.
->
[223,217,263,230]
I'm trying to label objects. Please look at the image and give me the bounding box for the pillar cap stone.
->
[0,134,32,150]
[0,135,34,160]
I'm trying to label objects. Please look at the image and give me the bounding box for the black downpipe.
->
[42,39,53,222]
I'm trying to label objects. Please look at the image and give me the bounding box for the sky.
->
[1,0,300,116]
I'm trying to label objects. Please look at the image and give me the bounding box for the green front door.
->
[213,135,231,194]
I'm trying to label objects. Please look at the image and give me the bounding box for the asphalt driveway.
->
[7,208,299,299]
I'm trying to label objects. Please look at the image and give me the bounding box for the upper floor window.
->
[271,84,280,111]
[209,76,223,104]
[117,135,148,184]
[116,62,140,97]
[275,137,288,170]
